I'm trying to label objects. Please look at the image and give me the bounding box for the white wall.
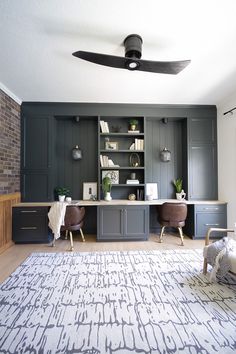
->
[217,91,236,228]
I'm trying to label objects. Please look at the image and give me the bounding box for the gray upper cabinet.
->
[187,117,217,200]
[21,115,54,201]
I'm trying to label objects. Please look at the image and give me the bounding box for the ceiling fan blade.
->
[72,50,127,69]
[137,58,191,74]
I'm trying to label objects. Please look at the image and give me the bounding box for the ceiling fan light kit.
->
[73,34,191,75]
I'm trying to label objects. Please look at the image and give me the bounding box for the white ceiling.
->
[1,0,236,105]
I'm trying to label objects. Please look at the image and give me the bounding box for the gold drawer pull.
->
[20,227,37,230]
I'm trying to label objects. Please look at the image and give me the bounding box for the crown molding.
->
[0,82,22,105]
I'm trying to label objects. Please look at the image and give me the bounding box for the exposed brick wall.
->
[0,89,21,194]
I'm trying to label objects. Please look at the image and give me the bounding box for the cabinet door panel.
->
[124,206,149,239]
[98,207,123,239]
[189,145,217,200]
[23,116,50,169]
[189,118,215,144]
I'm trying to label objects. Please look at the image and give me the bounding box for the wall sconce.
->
[72,145,82,160]
[160,147,171,162]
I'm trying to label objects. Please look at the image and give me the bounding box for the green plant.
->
[102,176,112,195]
[55,187,70,196]
[173,178,183,193]
[129,119,138,126]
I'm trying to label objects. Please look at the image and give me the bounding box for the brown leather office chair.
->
[61,206,85,251]
[157,202,187,245]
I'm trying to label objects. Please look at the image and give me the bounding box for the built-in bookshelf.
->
[98,116,145,200]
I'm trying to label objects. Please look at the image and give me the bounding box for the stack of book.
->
[126,179,139,184]
[129,139,144,150]
[100,120,109,133]
[100,155,119,167]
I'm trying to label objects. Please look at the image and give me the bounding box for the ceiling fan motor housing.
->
[124,34,143,59]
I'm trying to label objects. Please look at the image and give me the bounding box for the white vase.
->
[58,195,65,202]
[105,192,112,201]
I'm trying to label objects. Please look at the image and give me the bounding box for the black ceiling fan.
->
[72,34,191,74]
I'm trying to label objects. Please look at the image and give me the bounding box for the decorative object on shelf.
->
[130,153,140,167]
[128,193,136,201]
[55,187,70,202]
[102,170,119,184]
[129,119,139,131]
[130,172,136,180]
[176,190,186,200]
[72,145,82,160]
[146,183,158,200]
[65,197,72,203]
[105,141,118,150]
[83,182,97,200]
[102,176,112,201]
[111,126,121,133]
[160,147,171,162]
[136,189,144,201]
[173,178,186,200]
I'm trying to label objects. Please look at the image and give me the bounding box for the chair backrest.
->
[158,202,187,223]
[64,206,85,227]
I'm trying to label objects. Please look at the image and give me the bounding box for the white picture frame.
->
[83,182,97,200]
[146,183,158,200]
[102,170,119,184]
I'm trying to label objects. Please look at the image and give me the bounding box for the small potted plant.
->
[55,187,70,202]
[173,178,186,200]
[129,119,139,131]
[102,176,112,201]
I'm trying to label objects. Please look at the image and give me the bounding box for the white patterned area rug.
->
[0,249,236,354]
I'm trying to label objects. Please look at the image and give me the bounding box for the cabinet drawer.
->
[12,207,51,243]
[195,204,226,213]
[13,207,48,215]
[196,213,226,238]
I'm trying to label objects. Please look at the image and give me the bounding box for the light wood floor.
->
[0,233,205,284]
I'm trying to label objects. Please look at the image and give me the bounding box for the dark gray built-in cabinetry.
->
[184,203,227,239]
[187,117,217,200]
[12,206,52,243]
[97,205,149,241]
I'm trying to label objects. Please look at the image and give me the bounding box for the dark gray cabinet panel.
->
[188,118,216,144]
[12,206,52,243]
[187,117,217,200]
[97,205,149,240]
[184,203,227,239]
[189,145,217,200]
[21,115,54,201]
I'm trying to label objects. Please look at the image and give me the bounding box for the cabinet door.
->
[21,115,53,201]
[98,206,123,240]
[188,118,216,144]
[124,206,149,240]
[189,145,217,200]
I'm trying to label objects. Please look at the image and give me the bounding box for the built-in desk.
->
[12,200,227,243]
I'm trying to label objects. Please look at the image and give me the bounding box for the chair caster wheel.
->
[159,239,163,243]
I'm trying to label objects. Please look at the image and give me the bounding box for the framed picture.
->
[102,170,119,184]
[83,182,97,200]
[146,183,158,200]
[105,141,118,150]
